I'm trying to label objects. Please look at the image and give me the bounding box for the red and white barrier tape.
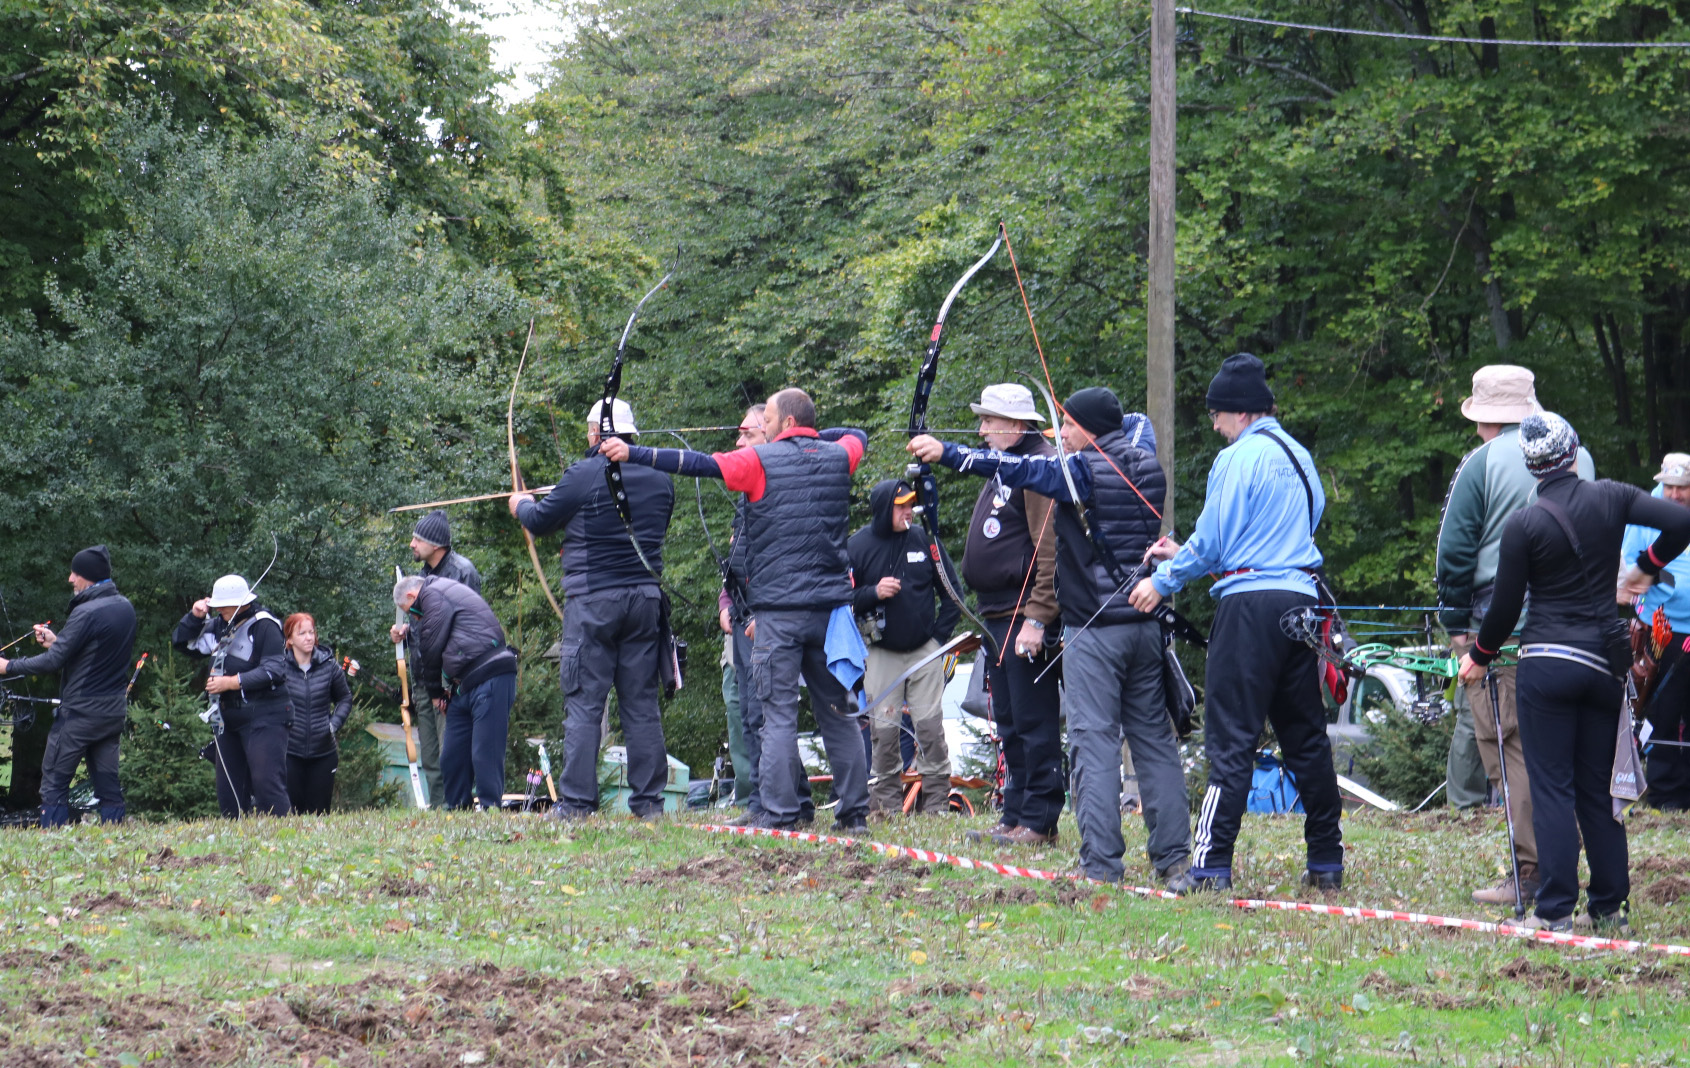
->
[697,823,1690,957]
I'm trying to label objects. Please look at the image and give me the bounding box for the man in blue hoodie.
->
[848,479,962,815]
[1129,353,1344,893]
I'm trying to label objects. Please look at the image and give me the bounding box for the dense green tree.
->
[0,0,533,319]
[0,120,522,661]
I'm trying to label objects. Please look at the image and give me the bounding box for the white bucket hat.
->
[588,398,639,436]
[206,574,257,608]
[969,383,1045,423]
[1656,453,1690,487]
[1460,365,1540,424]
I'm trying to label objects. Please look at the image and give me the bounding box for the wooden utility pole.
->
[1147,0,1177,532]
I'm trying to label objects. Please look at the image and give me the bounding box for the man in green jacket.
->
[1435,365,1592,906]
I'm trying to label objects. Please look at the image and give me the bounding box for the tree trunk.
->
[1592,314,1640,470]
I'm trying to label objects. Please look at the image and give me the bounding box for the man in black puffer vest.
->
[849,478,962,814]
[910,386,1194,891]
[603,387,870,830]
[391,575,518,811]
[511,398,675,820]
[1,545,137,826]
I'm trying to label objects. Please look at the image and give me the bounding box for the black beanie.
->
[413,509,451,549]
[71,545,111,583]
[1205,353,1275,413]
[1064,387,1124,439]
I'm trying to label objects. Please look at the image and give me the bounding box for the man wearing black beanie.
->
[1129,353,1345,894]
[909,386,1194,891]
[0,545,137,826]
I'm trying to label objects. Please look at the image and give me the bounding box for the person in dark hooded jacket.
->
[1,545,137,826]
[173,573,292,817]
[849,479,962,813]
[279,612,352,814]
[391,574,517,810]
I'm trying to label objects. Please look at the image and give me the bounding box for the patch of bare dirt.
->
[1361,970,1409,994]
[1498,955,1592,992]
[146,846,226,870]
[1637,854,1690,876]
[71,890,136,914]
[0,964,886,1067]
[971,884,1041,905]
[377,874,431,898]
[0,943,99,975]
[886,976,986,1001]
[1639,874,1690,905]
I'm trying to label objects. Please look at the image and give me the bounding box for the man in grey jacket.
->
[1435,365,1592,906]
[407,509,480,806]
[0,545,136,826]
[391,575,517,810]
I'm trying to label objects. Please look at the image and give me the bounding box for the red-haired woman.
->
[279,613,352,814]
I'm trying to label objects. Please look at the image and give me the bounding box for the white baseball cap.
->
[206,574,257,608]
[588,398,639,435]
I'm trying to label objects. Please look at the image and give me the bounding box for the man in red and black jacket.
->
[604,388,870,831]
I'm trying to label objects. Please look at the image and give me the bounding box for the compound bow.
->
[600,266,677,590]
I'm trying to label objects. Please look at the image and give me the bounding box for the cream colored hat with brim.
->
[207,574,257,608]
[969,383,1045,423]
[1655,453,1690,487]
[1459,364,1540,424]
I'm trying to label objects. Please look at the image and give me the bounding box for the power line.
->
[1177,6,1690,48]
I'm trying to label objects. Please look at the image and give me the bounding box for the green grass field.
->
[2,804,1688,1066]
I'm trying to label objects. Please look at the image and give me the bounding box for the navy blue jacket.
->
[516,448,674,595]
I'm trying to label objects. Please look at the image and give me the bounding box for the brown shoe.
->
[992,825,1057,846]
[1472,866,1539,907]
[966,823,1012,843]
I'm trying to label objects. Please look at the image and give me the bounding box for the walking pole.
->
[1486,669,1526,918]
[394,565,430,810]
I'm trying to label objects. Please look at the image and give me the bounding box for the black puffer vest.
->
[1053,428,1166,626]
[281,646,353,758]
[743,436,854,611]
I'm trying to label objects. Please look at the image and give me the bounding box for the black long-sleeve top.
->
[1472,471,1690,663]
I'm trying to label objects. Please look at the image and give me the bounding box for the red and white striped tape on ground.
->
[696,823,1690,957]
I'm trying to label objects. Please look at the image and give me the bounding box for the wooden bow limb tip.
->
[391,486,557,513]
[508,317,566,622]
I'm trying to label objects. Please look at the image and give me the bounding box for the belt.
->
[1220,567,1318,578]
[1517,643,1616,678]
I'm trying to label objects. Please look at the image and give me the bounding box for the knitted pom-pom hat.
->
[1519,412,1579,477]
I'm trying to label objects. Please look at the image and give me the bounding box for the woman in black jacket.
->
[172,574,292,817]
[280,613,352,814]
[1460,413,1690,935]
